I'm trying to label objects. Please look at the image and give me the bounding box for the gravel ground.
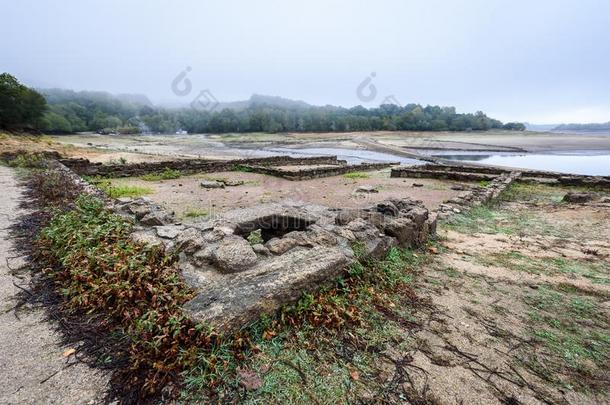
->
[0,165,108,404]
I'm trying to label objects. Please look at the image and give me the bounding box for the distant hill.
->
[39,88,151,108]
[116,93,153,107]
[35,86,519,134]
[553,122,610,131]
[215,94,311,111]
[3,71,523,135]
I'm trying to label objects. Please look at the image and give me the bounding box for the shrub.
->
[36,195,221,398]
[1,152,47,168]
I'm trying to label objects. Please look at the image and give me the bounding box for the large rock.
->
[174,197,435,333]
[383,218,417,246]
[155,225,184,239]
[200,180,225,189]
[355,185,379,193]
[335,209,385,228]
[212,236,258,273]
[175,227,207,254]
[404,206,428,226]
[183,246,353,332]
[376,201,399,216]
[563,192,598,203]
[116,197,176,225]
[130,229,163,248]
[140,210,174,226]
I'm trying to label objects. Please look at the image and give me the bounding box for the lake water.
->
[436,151,610,176]
[265,147,424,165]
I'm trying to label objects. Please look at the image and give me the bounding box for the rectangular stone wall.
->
[392,164,610,188]
[391,167,499,182]
[436,171,522,219]
[60,155,345,177]
[245,162,397,180]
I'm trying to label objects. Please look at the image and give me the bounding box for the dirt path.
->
[352,136,440,162]
[0,166,108,404]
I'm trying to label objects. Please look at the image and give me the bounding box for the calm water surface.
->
[436,151,610,176]
[265,147,423,165]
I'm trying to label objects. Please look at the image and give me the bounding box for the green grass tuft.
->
[247,229,264,245]
[343,171,370,179]
[183,208,208,219]
[233,164,253,172]
[96,180,153,198]
[141,168,182,181]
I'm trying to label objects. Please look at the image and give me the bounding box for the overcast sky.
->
[2,0,609,124]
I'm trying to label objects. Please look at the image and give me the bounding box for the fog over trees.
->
[1,73,525,134]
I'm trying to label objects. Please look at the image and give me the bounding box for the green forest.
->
[1,73,526,134]
[553,122,610,131]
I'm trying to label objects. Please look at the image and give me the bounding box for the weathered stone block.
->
[212,236,257,273]
[183,246,354,332]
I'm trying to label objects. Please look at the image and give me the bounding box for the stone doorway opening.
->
[234,214,317,242]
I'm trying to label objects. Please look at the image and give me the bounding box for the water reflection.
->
[437,152,610,176]
[266,147,424,165]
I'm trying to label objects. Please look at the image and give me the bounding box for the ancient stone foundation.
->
[61,155,344,177]
[49,159,436,333]
[115,198,436,332]
[60,155,397,181]
[391,163,610,188]
[242,161,397,180]
[435,171,521,219]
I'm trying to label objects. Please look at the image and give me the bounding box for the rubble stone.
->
[200,180,225,189]
[155,225,184,239]
[212,236,258,273]
[563,192,598,203]
[355,185,379,193]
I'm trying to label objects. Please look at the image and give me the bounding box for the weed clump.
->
[183,208,208,219]
[233,164,253,172]
[343,171,369,180]
[95,180,153,198]
[1,151,48,168]
[141,168,181,181]
[36,195,224,399]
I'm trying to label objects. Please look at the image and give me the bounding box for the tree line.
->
[1,73,526,134]
[554,122,610,131]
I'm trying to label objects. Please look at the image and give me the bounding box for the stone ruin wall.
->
[244,161,397,180]
[44,157,557,332]
[434,171,522,219]
[49,159,437,333]
[60,155,399,181]
[61,155,345,177]
[391,163,610,188]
